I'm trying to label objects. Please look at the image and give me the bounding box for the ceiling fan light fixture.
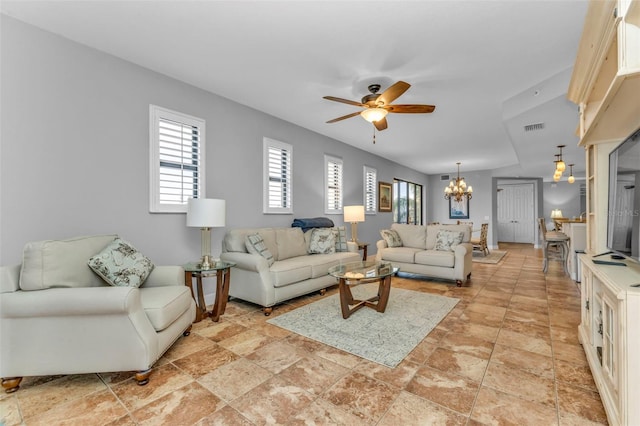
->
[360,108,388,123]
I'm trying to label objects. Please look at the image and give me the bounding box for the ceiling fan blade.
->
[323,96,365,107]
[385,104,436,113]
[326,111,362,123]
[374,117,388,131]
[376,81,410,106]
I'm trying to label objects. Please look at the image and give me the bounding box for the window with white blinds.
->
[364,166,377,214]
[149,105,205,213]
[263,137,293,214]
[325,155,343,214]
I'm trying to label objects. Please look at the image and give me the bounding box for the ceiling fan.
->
[323,81,435,131]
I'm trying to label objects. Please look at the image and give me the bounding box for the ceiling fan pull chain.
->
[373,125,376,144]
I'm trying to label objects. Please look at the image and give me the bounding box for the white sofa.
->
[375,223,473,286]
[220,227,360,314]
[0,235,196,393]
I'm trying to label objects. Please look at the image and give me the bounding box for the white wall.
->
[0,16,429,267]
[543,181,583,220]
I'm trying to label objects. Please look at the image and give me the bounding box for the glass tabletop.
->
[183,260,236,272]
[328,261,396,280]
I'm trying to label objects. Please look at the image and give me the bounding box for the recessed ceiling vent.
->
[440,174,450,181]
[524,122,545,132]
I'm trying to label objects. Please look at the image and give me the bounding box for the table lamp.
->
[187,198,226,270]
[344,205,365,242]
[550,209,563,219]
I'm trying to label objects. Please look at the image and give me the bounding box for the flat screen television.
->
[607,127,640,263]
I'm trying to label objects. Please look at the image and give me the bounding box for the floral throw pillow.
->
[245,233,275,266]
[88,238,154,287]
[309,228,336,254]
[434,230,464,252]
[380,229,403,247]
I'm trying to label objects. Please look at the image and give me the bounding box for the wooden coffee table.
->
[328,261,398,319]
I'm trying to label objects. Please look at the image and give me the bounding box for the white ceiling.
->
[1,0,589,179]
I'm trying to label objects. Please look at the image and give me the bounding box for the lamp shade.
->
[344,205,365,223]
[550,209,563,219]
[186,198,226,227]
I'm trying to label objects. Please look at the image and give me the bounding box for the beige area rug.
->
[472,249,507,264]
[267,284,458,368]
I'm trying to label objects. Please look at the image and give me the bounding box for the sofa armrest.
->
[0,287,142,318]
[0,265,21,293]
[220,252,270,272]
[143,265,185,288]
[374,240,388,261]
[455,242,472,257]
[346,242,358,253]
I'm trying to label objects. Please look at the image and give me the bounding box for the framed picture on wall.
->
[378,181,392,212]
[449,197,469,219]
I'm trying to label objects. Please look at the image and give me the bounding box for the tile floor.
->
[1,243,608,425]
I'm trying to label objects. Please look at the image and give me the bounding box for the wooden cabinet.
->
[579,256,640,425]
[562,222,587,280]
[571,3,640,424]
[570,0,640,255]
[568,0,640,146]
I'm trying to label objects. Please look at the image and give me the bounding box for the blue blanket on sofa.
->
[291,217,335,232]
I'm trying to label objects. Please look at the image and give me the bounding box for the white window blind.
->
[150,105,205,213]
[325,155,343,214]
[364,166,377,213]
[263,137,293,214]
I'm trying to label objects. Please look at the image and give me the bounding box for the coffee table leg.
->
[339,278,357,319]
[376,275,392,313]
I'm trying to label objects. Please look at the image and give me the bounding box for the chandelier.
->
[444,162,473,202]
[552,144,575,183]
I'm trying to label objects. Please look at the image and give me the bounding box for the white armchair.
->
[0,235,196,393]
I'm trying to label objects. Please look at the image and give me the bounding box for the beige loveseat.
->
[220,227,361,314]
[375,223,473,286]
[0,235,196,393]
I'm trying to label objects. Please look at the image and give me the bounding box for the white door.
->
[497,184,535,243]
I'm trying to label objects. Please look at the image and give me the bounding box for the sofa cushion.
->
[380,229,403,247]
[246,233,275,266]
[309,228,336,254]
[306,252,360,278]
[333,226,348,252]
[415,250,455,268]
[139,286,193,332]
[434,230,464,252]
[20,234,118,291]
[426,224,471,249]
[223,228,278,259]
[379,247,422,263]
[391,224,427,249]
[275,228,307,260]
[270,258,312,288]
[88,238,154,288]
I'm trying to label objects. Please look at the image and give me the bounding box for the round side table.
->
[183,261,236,322]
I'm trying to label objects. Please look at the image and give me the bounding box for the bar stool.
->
[538,218,570,274]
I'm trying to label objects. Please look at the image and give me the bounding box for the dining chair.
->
[470,223,490,256]
[538,218,570,274]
